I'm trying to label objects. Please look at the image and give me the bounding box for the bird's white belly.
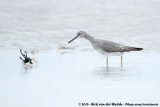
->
[95,48,123,56]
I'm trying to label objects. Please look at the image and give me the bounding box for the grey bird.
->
[68,31,143,67]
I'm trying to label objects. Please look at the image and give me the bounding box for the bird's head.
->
[68,31,87,44]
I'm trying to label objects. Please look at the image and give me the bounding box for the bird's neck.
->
[84,34,94,42]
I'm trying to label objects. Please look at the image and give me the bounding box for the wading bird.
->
[68,31,143,67]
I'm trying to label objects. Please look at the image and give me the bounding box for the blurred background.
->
[0,0,160,51]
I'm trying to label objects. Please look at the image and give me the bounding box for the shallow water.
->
[0,50,160,107]
[0,0,160,107]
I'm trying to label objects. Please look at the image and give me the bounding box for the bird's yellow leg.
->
[121,56,123,67]
[107,57,108,67]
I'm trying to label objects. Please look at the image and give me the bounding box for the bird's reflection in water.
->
[93,67,128,81]
[20,64,38,77]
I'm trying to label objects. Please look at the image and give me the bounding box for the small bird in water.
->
[68,31,143,67]
[19,49,38,65]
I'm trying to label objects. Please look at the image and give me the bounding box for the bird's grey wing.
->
[95,39,125,52]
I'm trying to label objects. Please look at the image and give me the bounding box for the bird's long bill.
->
[68,35,78,44]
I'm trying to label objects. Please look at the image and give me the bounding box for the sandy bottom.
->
[0,50,160,107]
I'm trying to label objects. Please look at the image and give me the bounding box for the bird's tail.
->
[124,46,143,51]
[131,47,143,51]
